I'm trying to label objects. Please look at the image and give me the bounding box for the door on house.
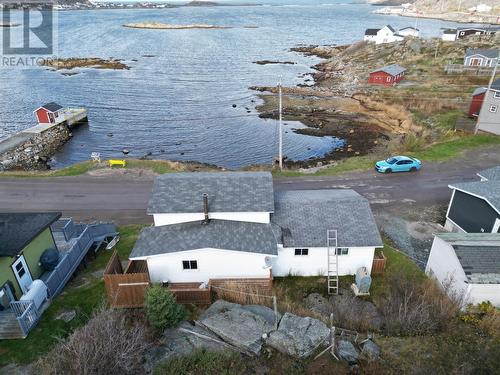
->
[11,256,33,294]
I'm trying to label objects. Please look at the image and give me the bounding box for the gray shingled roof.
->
[271,190,383,248]
[435,233,500,284]
[41,102,63,112]
[365,28,380,36]
[0,212,61,257]
[450,180,500,212]
[478,166,500,181]
[129,220,278,258]
[147,172,274,214]
[472,87,487,97]
[370,64,406,76]
[465,48,499,59]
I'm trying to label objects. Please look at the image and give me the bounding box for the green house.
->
[0,212,61,305]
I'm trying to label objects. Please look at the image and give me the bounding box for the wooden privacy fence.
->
[169,283,212,305]
[371,251,387,275]
[444,64,494,76]
[104,251,150,308]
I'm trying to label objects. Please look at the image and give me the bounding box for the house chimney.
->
[202,193,210,225]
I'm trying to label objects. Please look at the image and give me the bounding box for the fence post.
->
[273,295,278,330]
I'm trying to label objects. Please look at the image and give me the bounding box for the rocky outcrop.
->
[361,339,380,360]
[197,301,275,355]
[0,124,71,171]
[265,312,330,357]
[337,340,359,364]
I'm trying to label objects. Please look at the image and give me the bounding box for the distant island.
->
[123,22,232,30]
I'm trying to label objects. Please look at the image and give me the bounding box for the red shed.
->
[34,102,63,125]
[368,64,406,86]
[468,87,487,118]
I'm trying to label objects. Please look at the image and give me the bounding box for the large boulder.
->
[361,339,380,360]
[143,321,231,373]
[266,313,330,358]
[198,305,275,355]
[198,300,241,320]
[240,304,281,326]
[337,340,359,364]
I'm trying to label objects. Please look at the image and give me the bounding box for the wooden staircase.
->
[0,310,24,339]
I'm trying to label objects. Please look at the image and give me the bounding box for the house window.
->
[386,77,391,82]
[182,260,198,270]
[494,91,500,99]
[489,105,498,113]
[294,248,309,256]
[336,248,349,255]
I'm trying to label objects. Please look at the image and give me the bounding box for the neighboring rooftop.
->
[371,64,406,76]
[147,172,274,214]
[435,233,500,284]
[365,28,379,35]
[490,78,500,92]
[478,166,500,182]
[40,102,63,112]
[385,25,395,32]
[0,212,62,257]
[129,219,278,258]
[271,189,383,248]
[450,180,500,211]
[465,48,499,59]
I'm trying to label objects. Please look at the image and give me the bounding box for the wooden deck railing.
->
[9,300,40,338]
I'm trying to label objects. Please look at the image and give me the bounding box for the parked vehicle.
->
[375,156,421,173]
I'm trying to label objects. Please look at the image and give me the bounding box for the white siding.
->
[272,246,376,277]
[468,284,500,306]
[153,211,271,226]
[425,236,469,300]
[138,248,273,283]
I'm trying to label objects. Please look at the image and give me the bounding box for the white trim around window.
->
[489,105,498,113]
[182,260,198,270]
[294,248,309,256]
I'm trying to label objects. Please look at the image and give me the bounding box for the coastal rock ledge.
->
[0,124,71,171]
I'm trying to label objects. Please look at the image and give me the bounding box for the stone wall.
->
[0,124,71,171]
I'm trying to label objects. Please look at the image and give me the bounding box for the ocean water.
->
[0,2,463,168]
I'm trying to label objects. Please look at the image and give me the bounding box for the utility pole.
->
[278,76,283,171]
[475,52,499,134]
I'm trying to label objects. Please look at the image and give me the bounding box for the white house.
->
[129,172,383,284]
[441,28,457,41]
[426,232,500,307]
[364,25,404,45]
[398,26,419,37]
[464,49,499,67]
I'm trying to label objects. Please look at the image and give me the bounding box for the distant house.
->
[445,170,500,233]
[468,87,487,117]
[425,232,500,307]
[398,26,419,37]
[442,28,457,41]
[456,26,498,39]
[33,102,63,125]
[363,25,404,45]
[464,49,499,67]
[477,166,500,182]
[368,64,406,86]
[128,172,383,285]
[476,78,500,135]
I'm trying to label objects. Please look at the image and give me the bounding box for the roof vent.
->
[202,193,210,225]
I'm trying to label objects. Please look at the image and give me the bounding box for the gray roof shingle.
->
[465,48,499,59]
[147,172,274,214]
[450,180,500,212]
[365,28,380,36]
[41,102,63,112]
[271,190,383,248]
[0,212,61,257]
[478,166,500,181]
[370,64,406,77]
[129,219,278,258]
[435,233,500,284]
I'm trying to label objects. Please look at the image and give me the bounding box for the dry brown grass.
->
[33,307,151,375]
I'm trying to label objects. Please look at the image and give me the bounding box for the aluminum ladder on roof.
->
[327,229,339,295]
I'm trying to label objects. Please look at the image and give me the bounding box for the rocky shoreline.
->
[0,125,72,171]
[42,57,129,71]
[123,22,231,30]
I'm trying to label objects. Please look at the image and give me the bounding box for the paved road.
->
[0,147,499,224]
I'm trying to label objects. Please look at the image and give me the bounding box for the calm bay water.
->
[0,2,462,168]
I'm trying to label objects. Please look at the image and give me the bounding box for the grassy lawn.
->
[0,225,143,366]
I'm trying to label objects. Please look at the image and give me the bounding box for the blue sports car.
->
[375,155,422,173]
